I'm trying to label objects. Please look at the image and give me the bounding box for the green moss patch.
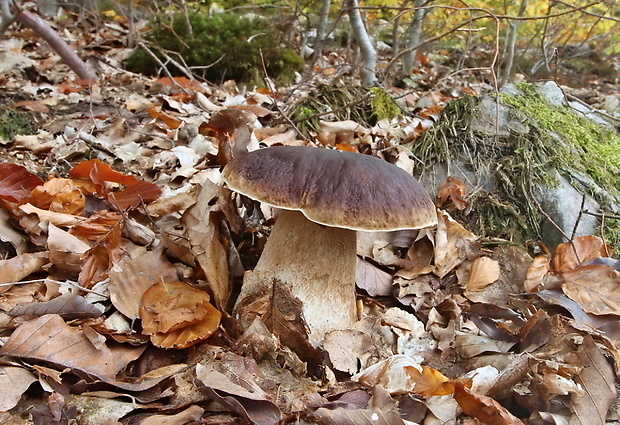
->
[125,12,304,86]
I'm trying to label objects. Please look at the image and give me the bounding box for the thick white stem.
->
[236,209,357,347]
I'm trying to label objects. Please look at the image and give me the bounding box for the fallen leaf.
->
[524,255,550,292]
[140,281,221,349]
[138,405,205,425]
[0,366,37,411]
[182,180,230,307]
[25,178,85,215]
[0,314,144,381]
[436,176,467,210]
[552,236,610,273]
[0,162,44,203]
[356,257,393,296]
[434,209,478,278]
[9,293,102,319]
[0,252,49,291]
[465,256,500,292]
[404,365,455,398]
[195,363,281,425]
[109,246,178,320]
[561,265,620,316]
[454,382,525,425]
[570,335,617,425]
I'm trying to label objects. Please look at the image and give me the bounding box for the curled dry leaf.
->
[195,363,281,425]
[466,256,501,292]
[524,255,550,292]
[0,162,44,203]
[454,382,525,425]
[552,236,610,273]
[0,366,38,412]
[19,203,85,227]
[0,251,49,291]
[404,365,455,399]
[561,265,620,316]
[434,209,478,278]
[25,178,85,215]
[70,159,161,210]
[139,281,221,349]
[436,176,467,211]
[9,293,102,319]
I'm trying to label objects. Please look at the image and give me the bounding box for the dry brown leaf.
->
[195,363,281,425]
[137,405,205,425]
[0,314,144,381]
[109,246,178,320]
[404,365,455,398]
[47,223,89,276]
[324,329,374,374]
[524,255,550,292]
[0,366,37,412]
[454,382,525,425]
[356,257,393,296]
[25,178,85,215]
[19,203,85,227]
[466,256,500,292]
[140,281,221,349]
[0,252,49,291]
[9,293,102,319]
[434,209,477,278]
[182,180,230,307]
[353,355,422,395]
[570,335,617,425]
[552,236,610,273]
[0,162,44,203]
[71,211,124,289]
[561,265,620,316]
[436,176,467,211]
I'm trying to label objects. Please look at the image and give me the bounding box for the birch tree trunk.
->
[311,0,332,64]
[402,0,430,76]
[346,0,377,86]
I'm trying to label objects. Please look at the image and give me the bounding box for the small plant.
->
[125,11,304,86]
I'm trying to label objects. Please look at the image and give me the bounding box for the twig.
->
[582,210,620,220]
[258,49,303,137]
[570,193,586,239]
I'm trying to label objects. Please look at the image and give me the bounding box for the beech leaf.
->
[0,162,44,203]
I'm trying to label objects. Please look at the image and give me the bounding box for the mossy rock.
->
[409,81,620,249]
[125,11,304,86]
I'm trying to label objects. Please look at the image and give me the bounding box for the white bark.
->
[346,0,377,86]
[311,0,332,63]
[402,0,429,76]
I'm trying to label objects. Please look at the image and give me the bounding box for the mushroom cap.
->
[222,146,437,231]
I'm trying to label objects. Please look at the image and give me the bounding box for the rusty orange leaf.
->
[0,163,44,203]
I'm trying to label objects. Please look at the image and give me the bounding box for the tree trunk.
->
[402,0,430,76]
[346,0,377,86]
[311,0,332,64]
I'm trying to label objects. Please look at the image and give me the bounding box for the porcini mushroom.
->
[223,146,437,347]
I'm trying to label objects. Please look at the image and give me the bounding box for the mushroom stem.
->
[235,209,357,347]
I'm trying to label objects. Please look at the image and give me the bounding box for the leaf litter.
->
[0,11,617,425]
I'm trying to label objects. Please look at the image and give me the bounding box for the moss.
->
[125,11,304,86]
[0,109,36,140]
[500,83,620,193]
[369,87,401,121]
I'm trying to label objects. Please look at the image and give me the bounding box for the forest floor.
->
[0,8,619,425]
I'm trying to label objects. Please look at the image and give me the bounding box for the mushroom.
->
[223,146,437,347]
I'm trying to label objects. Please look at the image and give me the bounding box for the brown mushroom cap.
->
[223,146,437,231]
